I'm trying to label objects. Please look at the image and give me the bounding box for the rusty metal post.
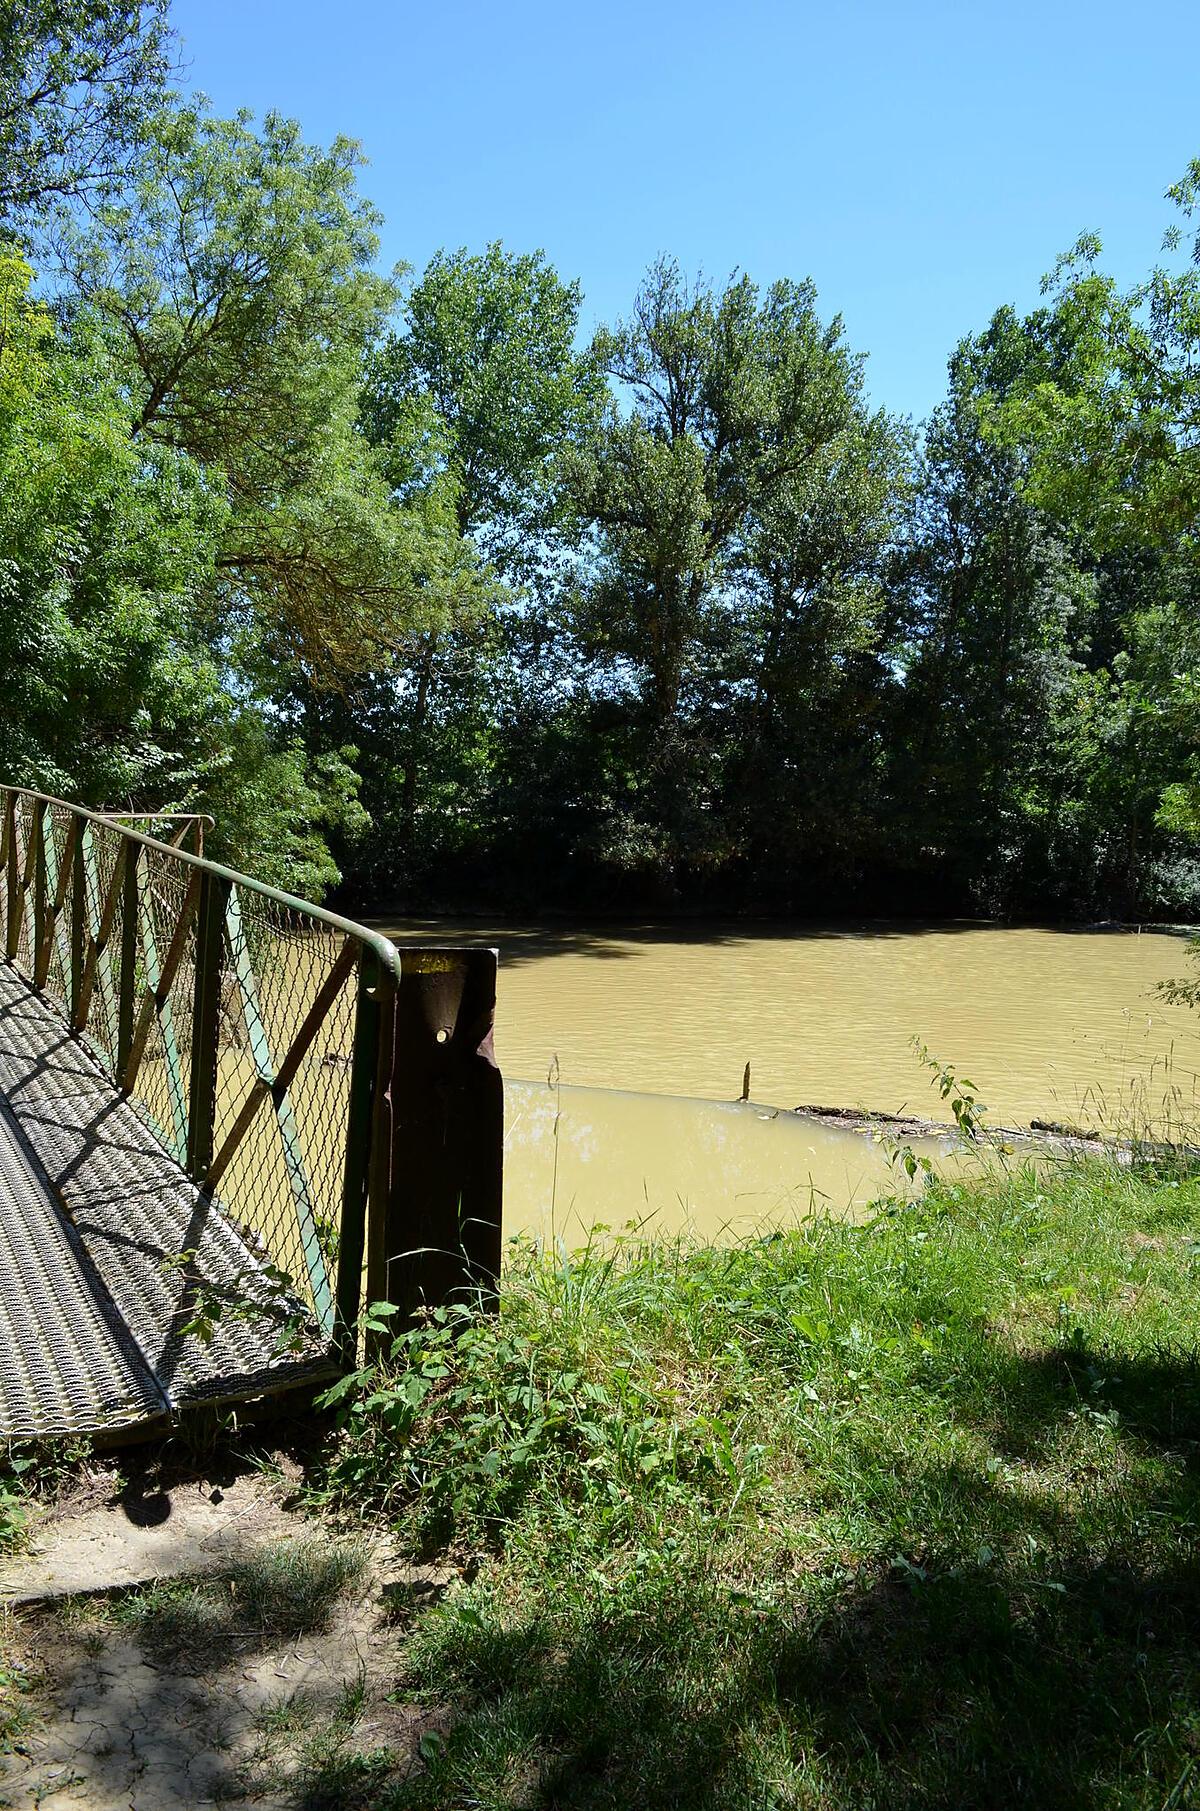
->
[187,868,229,1181]
[334,945,390,1363]
[30,803,46,975]
[2,791,17,960]
[376,947,502,1328]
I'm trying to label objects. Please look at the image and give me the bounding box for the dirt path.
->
[0,1470,447,1809]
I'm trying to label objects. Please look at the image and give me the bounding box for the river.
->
[379,920,1199,1240]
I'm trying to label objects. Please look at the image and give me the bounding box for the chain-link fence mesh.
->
[0,791,394,1347]
[210,892,359,1326]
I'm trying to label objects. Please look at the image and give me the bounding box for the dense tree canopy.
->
[367,243,605,565]
[1,0,1197,914]
[61,103,482,680]
[0,0,171,223]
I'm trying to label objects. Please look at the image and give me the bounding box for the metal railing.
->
[0,786,401,1359]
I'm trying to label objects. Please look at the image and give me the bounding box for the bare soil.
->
[0,1465,449,1810]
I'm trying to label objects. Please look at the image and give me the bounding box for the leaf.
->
[315,1369,369,1407]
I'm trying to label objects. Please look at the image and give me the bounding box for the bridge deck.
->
[0,965,335,1440]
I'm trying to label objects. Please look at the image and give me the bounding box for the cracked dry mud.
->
[3,1608,427,1803]
[0,1571,439,1811]
[0,1481,446,1809]
[4,1610,422,1810]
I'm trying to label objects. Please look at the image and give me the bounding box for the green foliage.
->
[577,259,904,728]
[343,242,603,871]
[3,7,1199,919]
[546,258,913,894]
[62,100,479,681]
[203,724,368,898]
[0,1465,31,1554]
[0,243,230,802]
[312,1161,1200,1809]
[369,241,605,564]
[0,0,172,224]
[1,61,490,893]
[317,1275,758,1548]
[991,166,1200,550]
[1157,934,1200,1010]
[911,1039,988,1138]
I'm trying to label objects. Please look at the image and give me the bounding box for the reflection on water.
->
[378,918,1199,1237]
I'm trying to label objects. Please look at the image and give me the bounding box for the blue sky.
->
[171,0,1198,424]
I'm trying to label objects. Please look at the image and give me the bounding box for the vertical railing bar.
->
[35,811,78,995]
[187,866,228,1181]
[336,946,383,1362]
[116,841,140,1079]
[33,806,57,988]
[70,818,85,1026]
[128,875,192,1164]
[205,938,356,1191]
[8,794,31,963]
[30,803,46,982]
[0,786,494,1371]
[122,868,200,1086]
[1,794,12,959]
[78,830,125,1054]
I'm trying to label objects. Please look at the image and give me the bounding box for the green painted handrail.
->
[2,787,403,985]
[0,783,400,1358]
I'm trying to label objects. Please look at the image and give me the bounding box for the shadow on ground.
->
[2,1531,430,1811]
[7,1342,1200,1808]
[390,1341,1200,1811]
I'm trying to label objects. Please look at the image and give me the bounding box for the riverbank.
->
[4,1152,1198,1807]
[304,1150,1200,1809]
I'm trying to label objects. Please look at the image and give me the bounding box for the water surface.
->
[380,919,1198,1237]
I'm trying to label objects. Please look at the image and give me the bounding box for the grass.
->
[0,1439,92,1750]
[308,1152,1200,1810]
[247,1668,400,1811]
[4,1148,1197,1807]
[107,1533,371,1664]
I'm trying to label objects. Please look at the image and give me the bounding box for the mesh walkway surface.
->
[0,964,334,1440]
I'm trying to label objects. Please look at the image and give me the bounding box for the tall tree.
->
[0,243,226,801]
[729,401,910,886]
[0,0,172,226]
[894,315,1094,910]
[971,167,1200,910]
[336,243,600,863]
[578,262,894,721]
[367,242,604,569]
[895,271,1200,918]
[991,162,1200,550]
[61,102,482,681]
[571,258,908,893]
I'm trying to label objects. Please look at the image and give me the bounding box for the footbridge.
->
[0,788,502,1441]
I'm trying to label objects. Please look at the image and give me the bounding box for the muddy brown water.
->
[377,920,1199,1240]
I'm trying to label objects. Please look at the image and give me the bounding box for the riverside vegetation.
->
[3,9,1200,1807]
[2,1066,1198,1806]
[293,1149,1200,1809]
[6,1147,1198,1809]
[3,4,1200,922]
